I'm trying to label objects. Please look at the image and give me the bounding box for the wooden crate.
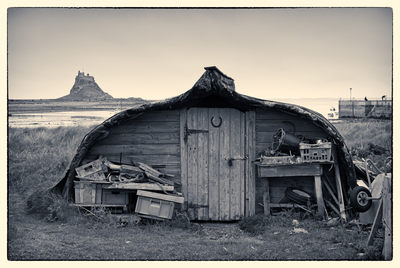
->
[135,190,184,220]
[74,181,102,204]
[75,159,105,180]
[102,190,130,205]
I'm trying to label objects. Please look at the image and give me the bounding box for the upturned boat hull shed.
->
[54,66,357,220]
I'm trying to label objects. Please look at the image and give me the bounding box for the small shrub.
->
[165,211,192,229]
[239,214,280,235]
[46,195,79,222]
[26,190,55,217]
[26,190,79,222]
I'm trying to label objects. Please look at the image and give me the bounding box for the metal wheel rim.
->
[357,191,368,206]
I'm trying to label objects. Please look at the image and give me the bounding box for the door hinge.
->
[184,122,209,142]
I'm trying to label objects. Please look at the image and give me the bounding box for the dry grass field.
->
[7,119,391,260]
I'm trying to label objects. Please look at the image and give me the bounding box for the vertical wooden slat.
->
[263,179,271,216]
[179,109,188,210]
[244,112,250,217]
[187,108,198,219]
[240,112,245,217]
[230,109,242,219]
[219,109,231,220]
[383,175,392,260]
[246,111,256,216]
[208,108,220,220]
[314,175,325,218]
[367,199,383,246]
[197,108,209,220]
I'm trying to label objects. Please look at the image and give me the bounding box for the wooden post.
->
[322,175,340,206]
[367,199,382,246]
[382,175,392,260]
[314,175,325,218]
[263,179,270,216]
[332,146,347,221]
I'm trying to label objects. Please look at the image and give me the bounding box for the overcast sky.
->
[8,8,392,100]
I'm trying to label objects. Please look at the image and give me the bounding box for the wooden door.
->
[180,108,255,221]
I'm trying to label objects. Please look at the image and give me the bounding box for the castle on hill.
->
[58,71,113,101]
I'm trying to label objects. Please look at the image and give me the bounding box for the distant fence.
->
[338,100,392,119]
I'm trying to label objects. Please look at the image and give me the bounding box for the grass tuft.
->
[8,126,91,195]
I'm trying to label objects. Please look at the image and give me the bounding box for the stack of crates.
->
[299,142,332,162]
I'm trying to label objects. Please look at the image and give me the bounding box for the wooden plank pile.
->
[75,157,177,186]
[74,157,185,220]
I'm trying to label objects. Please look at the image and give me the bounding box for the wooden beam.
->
[246,111,256,217]
[72,204,128,208]
[263,179,271,216]
[325,199,341,218]
[314,175,325,218]
[102,183,174,191]
[257,163,322,178]
[367,199,383,246]
[322,175,340,206]
[332,146,347,221]
[382,175,392,260]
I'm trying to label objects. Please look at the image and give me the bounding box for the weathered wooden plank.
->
[322,175,340,206]
[110,121,180,134]
[332,146,347,221]
[314,175,325,218]
[382,175,392,260]
[263,179,271,216]
[240,112,245,217]
[208,108,220,220]
[97,132,180,145]
[229,109,242,220]
[133,110,180,122]
[102,183,174,191]
[256,109,301,120]
[197,108,209,220]
[219,109,231,220]
[367,199,383,246]
[136,190,184,203]
[256,131,328,144]
[88,144,180,156]
[246,110,256,216]
[180,109,188,210]
[257,163,322,178]
[126,155,180,165]
[255,118,325,132]
[187,108,198,219]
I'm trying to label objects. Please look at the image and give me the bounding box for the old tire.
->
[350,186,372,212]
[285,187,313,205]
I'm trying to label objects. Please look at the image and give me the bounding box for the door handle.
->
[226,156,248,166]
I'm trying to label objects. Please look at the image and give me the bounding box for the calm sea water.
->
[8,98,339,128]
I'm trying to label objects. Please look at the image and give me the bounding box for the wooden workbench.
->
[256,163,325,217]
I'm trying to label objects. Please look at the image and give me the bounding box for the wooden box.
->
[135,190,184,220]
[75,159,105,180]
[102,190,130,205]
[74,181,102,204]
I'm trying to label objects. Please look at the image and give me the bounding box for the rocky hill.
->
[58,71,113,101]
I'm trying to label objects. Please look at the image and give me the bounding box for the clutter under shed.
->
[73,157,183,219]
